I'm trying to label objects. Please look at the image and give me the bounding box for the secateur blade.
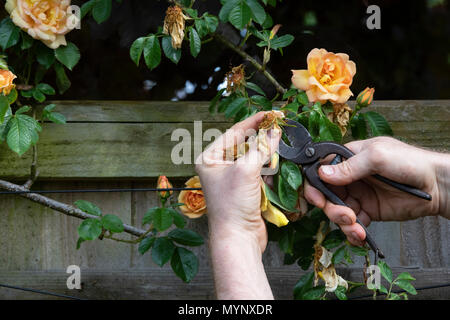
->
[278,119,311,160]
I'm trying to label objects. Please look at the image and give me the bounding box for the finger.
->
[304,180,326,209]
[340,223,366,246]
[318,149,376,186]
[322,200,357,226]
[356,209,372,227]
[199,112,266,164]
[235,127,281,171]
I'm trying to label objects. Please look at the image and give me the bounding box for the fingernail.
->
[321,165,334,175]
[339,215,352,225]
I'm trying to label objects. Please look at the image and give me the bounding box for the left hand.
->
[195,112,281,252]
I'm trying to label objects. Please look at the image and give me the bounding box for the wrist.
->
[433,152,450,218]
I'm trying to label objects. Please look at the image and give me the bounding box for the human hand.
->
[195,112,281,252]
[304,136,449,246]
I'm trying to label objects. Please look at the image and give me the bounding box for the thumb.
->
[319,150,375,186]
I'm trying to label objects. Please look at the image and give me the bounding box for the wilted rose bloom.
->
[157,175,173,199]
[178,176,207,219]
[163,5,187,49]
[225,64,246,93]
[6,0,75,49]
[327,103,352,136]
[292,48,356,104]
[0,69,16,96]
[356,87,375,108]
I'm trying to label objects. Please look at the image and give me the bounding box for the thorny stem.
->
[23,108,39,189]
[213,32,287,95]
[0,179,147,238]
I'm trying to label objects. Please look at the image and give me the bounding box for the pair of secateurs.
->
[277,119,432,259]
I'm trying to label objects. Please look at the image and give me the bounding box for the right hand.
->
[303,136,448,246]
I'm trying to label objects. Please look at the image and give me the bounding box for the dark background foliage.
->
[4,0,450,101]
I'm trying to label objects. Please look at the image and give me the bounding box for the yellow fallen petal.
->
[262,202,289,227]
[260,180,268,212]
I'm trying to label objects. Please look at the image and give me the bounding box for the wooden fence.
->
[0,100,449,299]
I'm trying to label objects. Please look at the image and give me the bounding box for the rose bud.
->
[157,175,173,200]
[356,87,375,108]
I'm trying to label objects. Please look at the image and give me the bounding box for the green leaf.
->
[219,0,240,22]
[101,214,124,233]
[0,57,8,70]
[92,0,112,24]
[349,245,369,256]
[246,0,267,24]
[166,208,186,229]
[263,182,295,212]
[209,89,226,114]
[394,279,417,295]
[277,175,298,211]
[55,42,81,71]
[308,110,320,141]
[281,161,302,190]
[322,229,346,249]
[32,90,46,103]
[246,82,265,96]
[319,116,342,142]
[168,229,204,246]
[36,83,56,95]
[189,28,201,58]
[335,286,348,300]
[282,101,300,113]
[283,88,297,100]
[270,34,295,50]
[77,218,102,241]
[20,32,33,50]
[161,36,181,64]
[251,95,272,110]
[152,208,173,232]
[138,236,155,255]
[151,237,176,267]
[293,271,314,299]
[388,292,401,300]
[0,18,20,50]
[74,200,102,216]
[16,106,31,115]
[46,112,66,124]
[143,36,161,70]
[194,19,208,38]
[170,247,199,283]
[0,94,9,123]
[36,43,55,69]
[301,285,325,300]
[204,15,219,33]
[142,207,158,225]
[297,91,309,105]
[54,62,71,94]
[363,111,393,136]
[396,272,416,281]
[378,260,393,283]
[76,237,85,250]
[350,113,368,140]
[228,0,252,29]
[6,116,33,156]
[332,245,347,264]
[129,37,146,66]
[379,284,389,294]
[81,0,97,18]
[6,88,18,105]
[224,97,247,118]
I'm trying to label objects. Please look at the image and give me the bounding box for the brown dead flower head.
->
[163,5,187,49]
[327,103,352,136]
[225,64,246,93]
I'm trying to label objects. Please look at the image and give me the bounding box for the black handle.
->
[303,162,385,259]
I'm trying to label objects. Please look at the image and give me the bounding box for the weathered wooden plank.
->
[0,100,448,179]
[44,100,450,123]
[0,268,448,300]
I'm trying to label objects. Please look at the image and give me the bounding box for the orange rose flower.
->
[157,175,173,199]
[0,69,16,96]
[291,48,356,104]
[6,0,77,49]
[178,176,207,219]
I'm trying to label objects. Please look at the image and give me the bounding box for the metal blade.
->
[282,119,311,148]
